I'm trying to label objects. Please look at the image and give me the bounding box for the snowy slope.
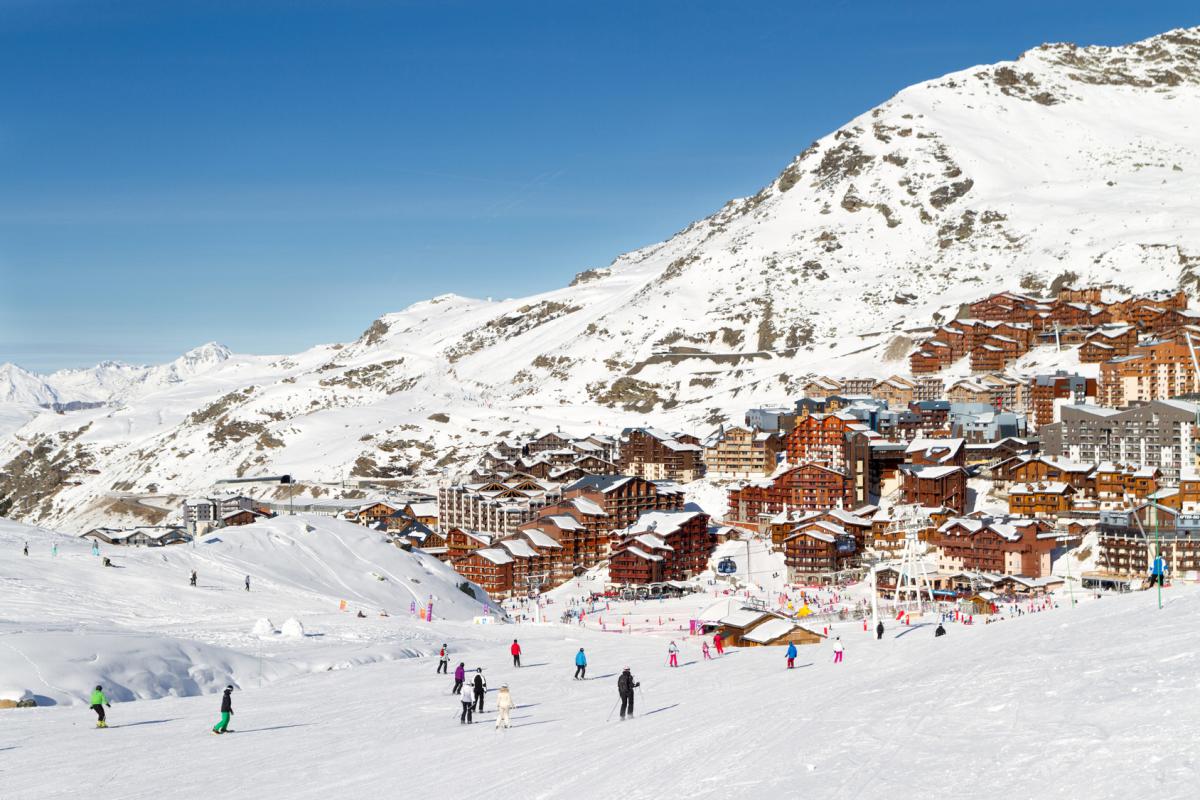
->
[4,28,1200,529]
[0,515,502,707]
[2,556,1197,798]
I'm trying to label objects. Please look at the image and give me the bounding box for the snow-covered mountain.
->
[0,342,235,407]
[4,27,1200,529]
[0,363,59,406]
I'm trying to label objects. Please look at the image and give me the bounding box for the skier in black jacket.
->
[617,667,639,720]
[212,686,234,734]
[472,668,487,713]
[876,620,885,640]
[935,623,946,637]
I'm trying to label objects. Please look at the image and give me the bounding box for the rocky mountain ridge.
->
[3,27,1199,530]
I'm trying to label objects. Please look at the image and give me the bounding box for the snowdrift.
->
[0,515,503,706]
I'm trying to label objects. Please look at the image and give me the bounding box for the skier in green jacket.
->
[90,685,110,728]
[212,686,234,734]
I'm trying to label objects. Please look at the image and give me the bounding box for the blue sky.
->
[1,1,1195,372]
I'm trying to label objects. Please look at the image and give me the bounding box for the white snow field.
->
[2,516,1198,798]
[0,516,501,708]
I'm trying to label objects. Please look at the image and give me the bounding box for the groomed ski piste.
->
[2,515,1196,799]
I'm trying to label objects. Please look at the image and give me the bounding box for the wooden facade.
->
[727,463,854,523]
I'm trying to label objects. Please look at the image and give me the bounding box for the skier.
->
[437,644,449,674]
[875,620,885,640]
[785,641,798,669]
[617,667,639,720]
[668,640,679,668]
[472,668,487,713]
[713,632,724,656]
[1149,554,1167,587]
[452,662,466,694]
[702,641,712,660]
[459,682,474,724]
[189,570,198,588]
[90,685,111,728]
[574,647,587,680]
[244,575,251,592]
[832,636,844,664]
[935,623,946,637]
[23,542,28,557]
[510,639,522,667]
[212,686,234,734]
[495,685,514,730]
[52,543,58,557]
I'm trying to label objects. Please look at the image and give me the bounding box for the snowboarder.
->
[90,685,110,728]
[875,620,884,640]
[212,686,233,734]
[437,644,449,674]
[935,623,946,637]
[511,639,522,667]
[244,575,251,592]
[189,570,197,588]
[786,642,797,669]
[495,685,514,730]
[702,641,712,660]
[617,667,639,720]
[713,632,724,656]
[459,683,474,724]
[832,636,844,664]
[668,641,679,668]
[574,647,587,680]
[472,668,487,713]
[452,662,466,694]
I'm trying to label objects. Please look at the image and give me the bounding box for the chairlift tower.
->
[890,507,935,613]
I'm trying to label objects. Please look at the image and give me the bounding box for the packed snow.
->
[2,511,1197,798]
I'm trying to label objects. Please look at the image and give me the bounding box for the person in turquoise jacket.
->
[574,647,587,680]
[785,642,798,669]
[90,685,110,728]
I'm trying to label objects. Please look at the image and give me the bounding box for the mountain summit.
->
[4,27,1200,528]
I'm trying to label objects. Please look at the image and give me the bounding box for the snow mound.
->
[252,618,277,636]
[280,618,305,639]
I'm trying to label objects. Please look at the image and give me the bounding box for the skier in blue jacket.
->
[574,647,587,680]
[786,642,798,669]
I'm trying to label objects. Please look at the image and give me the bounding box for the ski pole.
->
[606,700,619,723]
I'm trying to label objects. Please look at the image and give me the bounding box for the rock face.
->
[3,27,1200,530]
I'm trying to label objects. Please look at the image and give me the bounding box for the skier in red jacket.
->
[511,639,522,667]
[713,632,725,656]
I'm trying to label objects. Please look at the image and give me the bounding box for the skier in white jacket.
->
[495,685,514,730]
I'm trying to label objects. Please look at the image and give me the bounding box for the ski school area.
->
[2,514,1198,799]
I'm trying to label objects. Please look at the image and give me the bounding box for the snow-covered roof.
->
[544,514,583,531]
[910,465,965,479]
[569,496,608,516]
[500,539,538,559]
[474,548,514,565]
[719,608,771,628]
[742,618,799,644]
[905,438,965,462]
[521,529,562,549]
[630,509,704,537]
[622,546,663,562]
[630,532,672,551]
[1010,482,1073,495]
